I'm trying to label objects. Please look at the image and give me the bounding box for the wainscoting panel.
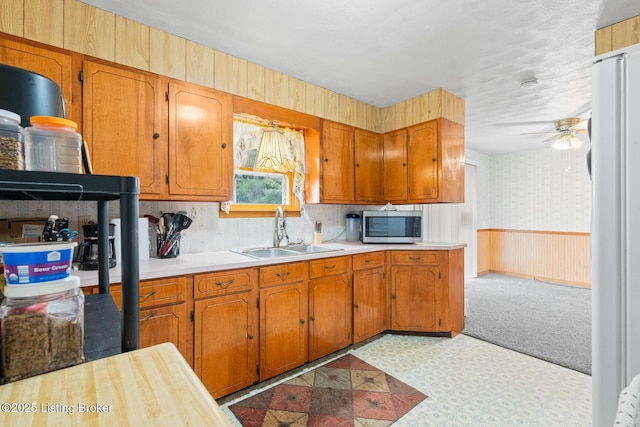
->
[477,229,491,276]
[478,229,590,288]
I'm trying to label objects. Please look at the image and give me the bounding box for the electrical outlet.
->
[78,216,93,227]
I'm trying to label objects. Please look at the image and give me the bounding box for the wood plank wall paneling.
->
[477,229,591,288]
[379,88,465,133]
[2,0,465,133]
[25,0,64,48]
[63,0,115,61]
[0,0,24,37]
[477,229,491,275]
[595,14,640,55]
[115,16,150,72]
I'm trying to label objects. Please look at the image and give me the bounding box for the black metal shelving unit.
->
[0,170,140,360]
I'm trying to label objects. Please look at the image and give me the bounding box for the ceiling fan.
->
[520,117,588,150]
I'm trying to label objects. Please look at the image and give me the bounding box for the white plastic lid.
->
[3,275,80,298]
[0,241,76,254]
[0,108,21,124]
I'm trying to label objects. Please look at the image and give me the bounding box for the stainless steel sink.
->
[285,244,338,254]
[233,244,341,259]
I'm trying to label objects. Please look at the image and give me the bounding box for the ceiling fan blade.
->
[520,130,556,135]
[542,134,558,143]
[570,119,588,131]
[494,120,554,127]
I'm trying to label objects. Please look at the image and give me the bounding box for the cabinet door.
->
[353,266,386,343]
[354,128,382,203]
[383,129,408,202]
[407,121,439,202]
[322,120,354,202]
[139,304,189,363]
[308,273,352,361]
[259,282,308,380]
[168,81,232,200]
[0,36,76,123]
[83,61,167,196]
[391,265,440,332]
[195,291,259,398]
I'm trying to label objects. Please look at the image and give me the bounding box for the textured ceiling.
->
[80,0,640,155]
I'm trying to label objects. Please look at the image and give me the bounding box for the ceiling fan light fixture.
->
[552,130,582,150]
[520,77,539,89]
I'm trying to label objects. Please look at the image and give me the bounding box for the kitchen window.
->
[221,114,304,217]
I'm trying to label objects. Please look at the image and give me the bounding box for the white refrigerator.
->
[592,42,640,425]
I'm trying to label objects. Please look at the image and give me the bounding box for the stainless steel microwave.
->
[360,210,422,243]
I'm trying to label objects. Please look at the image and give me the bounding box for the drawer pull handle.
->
[354,304,359,309]
[248,334,254,340]
[364,258,373,263]
[141,290,156,300]
[310,316,315,321]
[300,319,305,325]
[276,272,291,280]
[392,294,396,300]
[409,256,421,261]
[215,279,235,288]
[324,264,336,270]
[141,311,156,321]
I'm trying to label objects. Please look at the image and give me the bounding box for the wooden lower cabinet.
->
[389,250,464,335]
[139,304,189,360]
[308,257,352,361]
[110,276,190,362]
[259,262,309,381]
[352,252,387,343]
[194,290,259,399]
[390,251,442,332]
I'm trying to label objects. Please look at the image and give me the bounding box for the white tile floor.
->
[221,333,592,427]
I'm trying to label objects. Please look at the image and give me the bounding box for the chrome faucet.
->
[274,206,288,247]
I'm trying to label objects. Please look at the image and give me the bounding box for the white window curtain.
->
[221,113,305,213]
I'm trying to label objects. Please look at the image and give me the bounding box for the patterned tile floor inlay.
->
[222,334,592,427]
[229,354,426,426]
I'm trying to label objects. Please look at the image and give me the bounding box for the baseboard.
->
[487,270,591,289]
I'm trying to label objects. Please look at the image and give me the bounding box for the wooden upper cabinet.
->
[407,120,439,202]
[438,118,465,203]
[82,60,166,196]
[0,35,77,124]
[321,120,354,202]
[382,128,408,202]
[168,81,232,200]
[83,61,233,201]
[383,118,464,204]
[354,129,382,202]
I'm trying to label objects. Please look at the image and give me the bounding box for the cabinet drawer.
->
[309,256,350,279]
[391,251,439,266]
[111,276,187,309]
[260,262,308,287]
[352,252,385,271]
[194,268,257,299]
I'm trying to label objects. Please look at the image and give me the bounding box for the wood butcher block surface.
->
[0,343,232,426]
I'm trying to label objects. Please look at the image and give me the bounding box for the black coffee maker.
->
[76,223,117,270]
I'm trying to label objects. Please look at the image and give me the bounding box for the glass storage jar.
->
[0,109,24,170]
[0,276,85,383]
[23,116,82,173]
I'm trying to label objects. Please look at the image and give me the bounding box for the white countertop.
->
[73,240,466,287]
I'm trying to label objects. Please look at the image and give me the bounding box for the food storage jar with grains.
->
[24,116,82,173]
[0,276,85,383]
[0,109,24,170]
